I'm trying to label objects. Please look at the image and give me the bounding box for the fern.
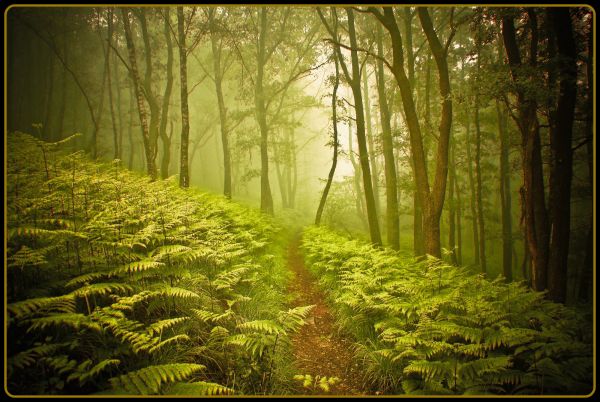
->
[167,381,234,395]
[109,363,205,395]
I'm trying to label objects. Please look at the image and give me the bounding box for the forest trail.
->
[286,232,366,395]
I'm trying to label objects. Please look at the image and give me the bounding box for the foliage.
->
[6,132,309,395]
[300,225,593,396]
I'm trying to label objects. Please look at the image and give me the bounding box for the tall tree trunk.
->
[121,8,157,180]
[403,8,424,256]
[56,13,67,140]
[497,99,513,282]
[473,87,486,273]
[546,8,576,303]
[465,108,480,265]
[502,11,549,292]
[177,6,190,188]
[114,43,124,161]
[448,141,457,265]
[127,82,135,170]
[256,8,274,214]
[316,50,339,225]
[376,23,400,250]
[106,8,119,160]
[362,66,381,222]
[159,9,174,179]
[454,150,463,266]
[349,117,368,230]
[138,9,160,174]
[345,7,382,246]
[288,127,297,208]
[371,7,452,257]
[209,10,232,198]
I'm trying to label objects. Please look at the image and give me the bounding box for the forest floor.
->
[286,232,367,396]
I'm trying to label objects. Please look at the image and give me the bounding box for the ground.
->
[286,232,367,396]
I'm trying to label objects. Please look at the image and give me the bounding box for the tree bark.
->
[255,8,274,213]
[502,10,549,292]
[497,99,513,282]
[376,23,400,250]
[315,50,340,225]
[121,8,157,180]
[546,8,576,303]
[345,7,382,246]
[106,8,119,160]
[448,141,457,265]
[209,9,232,199]
[473,84,486,273]
[362,66,382,222]
[159,9,174,179]
[177,6,190,188]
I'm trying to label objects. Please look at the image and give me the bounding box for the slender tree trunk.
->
[209,10,232,198]
[255,8,274,214]
[465,109,480,265]
[121,8,157,180]
[349,118,368,230]
[345,8,382,246]
[474,88,486,273]
[363,66,381,222]
[376,23,399,250]
[316,51,340,225]
[454,153,463,265]
[57,13,67,140]
[288,127,298,208]
[138,9,160,173]
[448,141,457,265]
[502,11,549,292]
[159,9,174,179]
[127,83,135,170]
[497,99,513,281]
[106,8,119,160]
[177,6,190,188]
[546,8,576,303]
[114,44,124,161]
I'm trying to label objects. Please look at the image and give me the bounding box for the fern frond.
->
[146,317,190,336]
[71,283,133,298]
[8,295,76,319]
[167,381,234,395]
[109,363,205,395]
[237,319,286,335]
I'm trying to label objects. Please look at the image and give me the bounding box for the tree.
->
[315,49,340,225]
[177,6,190,188]
[121,8,157,180]
[369,6,455,257]
[318,7,383,246]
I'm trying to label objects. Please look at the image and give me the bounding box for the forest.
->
[4,5,595,397]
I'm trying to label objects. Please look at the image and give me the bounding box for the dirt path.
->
[286,232,365,396]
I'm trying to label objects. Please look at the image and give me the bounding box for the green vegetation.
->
[6,132,311,395]
[301,225,593,395]
[5,4,594,397]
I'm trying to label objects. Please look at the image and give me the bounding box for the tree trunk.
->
[497,99,513,282]
[454,151,463,266]
[448,141,457,265]
[546,8,576,303]
[121,8,157,180]
[209,10,232,199]
[315,51,340,225]
[159,9,174,179]
[465,108,480,265]
[177,6,190,188]
[138,9,160,174]
[474,87,486,273]
[345,7,382,246]
[256,8,274,214]
[127,82,135,170]
[376,23,399,250]
[106,8,119,160]
[362,66,381,222]
[502,11,549,292]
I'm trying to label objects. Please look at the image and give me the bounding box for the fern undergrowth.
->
[300,225,593,396]
[6,132,312,395]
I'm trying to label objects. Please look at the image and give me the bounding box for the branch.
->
[324,38,393,74]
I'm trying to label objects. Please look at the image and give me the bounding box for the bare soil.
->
[286,233,367,396]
